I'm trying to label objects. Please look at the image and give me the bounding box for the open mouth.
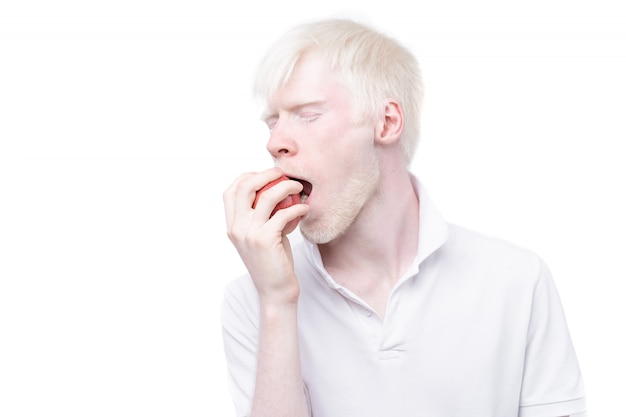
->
[289,177,313,203]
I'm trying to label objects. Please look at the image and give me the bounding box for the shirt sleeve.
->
[518,258,586,417]
[221,276,312,417]
[221,276,260,417]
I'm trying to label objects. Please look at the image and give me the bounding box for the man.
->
[222,18,586,417]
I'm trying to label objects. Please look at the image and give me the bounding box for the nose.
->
[266,121,297,159]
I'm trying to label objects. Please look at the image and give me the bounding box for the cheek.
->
[306,123,375,183]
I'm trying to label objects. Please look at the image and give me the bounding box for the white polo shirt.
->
[221,179,586,417]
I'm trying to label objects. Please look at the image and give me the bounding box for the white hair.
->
[254,18,424,165]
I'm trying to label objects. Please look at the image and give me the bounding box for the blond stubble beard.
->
[299,150,381,244]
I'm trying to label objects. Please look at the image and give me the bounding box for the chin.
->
[301,227,336,245]
[301,164,379,244]
[299,213,352,245]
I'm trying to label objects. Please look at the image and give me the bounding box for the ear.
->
[375,99,404,146]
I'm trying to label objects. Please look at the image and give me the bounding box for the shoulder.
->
[223,272,256,301]
[221,273,259,327]
[435,223,547,289]
[447,223,541,264]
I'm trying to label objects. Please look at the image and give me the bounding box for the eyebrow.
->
[260,100,328,122]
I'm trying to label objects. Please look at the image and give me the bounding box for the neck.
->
[318,168,420,291]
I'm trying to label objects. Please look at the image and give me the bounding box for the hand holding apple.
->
[253,175,302,232]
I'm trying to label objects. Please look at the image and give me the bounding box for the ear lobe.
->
[375,100,404,145]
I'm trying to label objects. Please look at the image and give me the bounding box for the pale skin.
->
[223,53,572,417]
[224,52,417,417]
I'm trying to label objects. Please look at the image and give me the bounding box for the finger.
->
[266,203,309,235]
[251,179,304,220]
[223,168,283,226]
[223,171,256,227]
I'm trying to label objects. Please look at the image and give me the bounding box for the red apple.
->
[253,175,302,231]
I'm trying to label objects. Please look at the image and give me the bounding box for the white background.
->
[1,0,624,416]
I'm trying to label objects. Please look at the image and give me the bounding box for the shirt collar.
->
[411,174,450,267]
[302,175,449,288]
